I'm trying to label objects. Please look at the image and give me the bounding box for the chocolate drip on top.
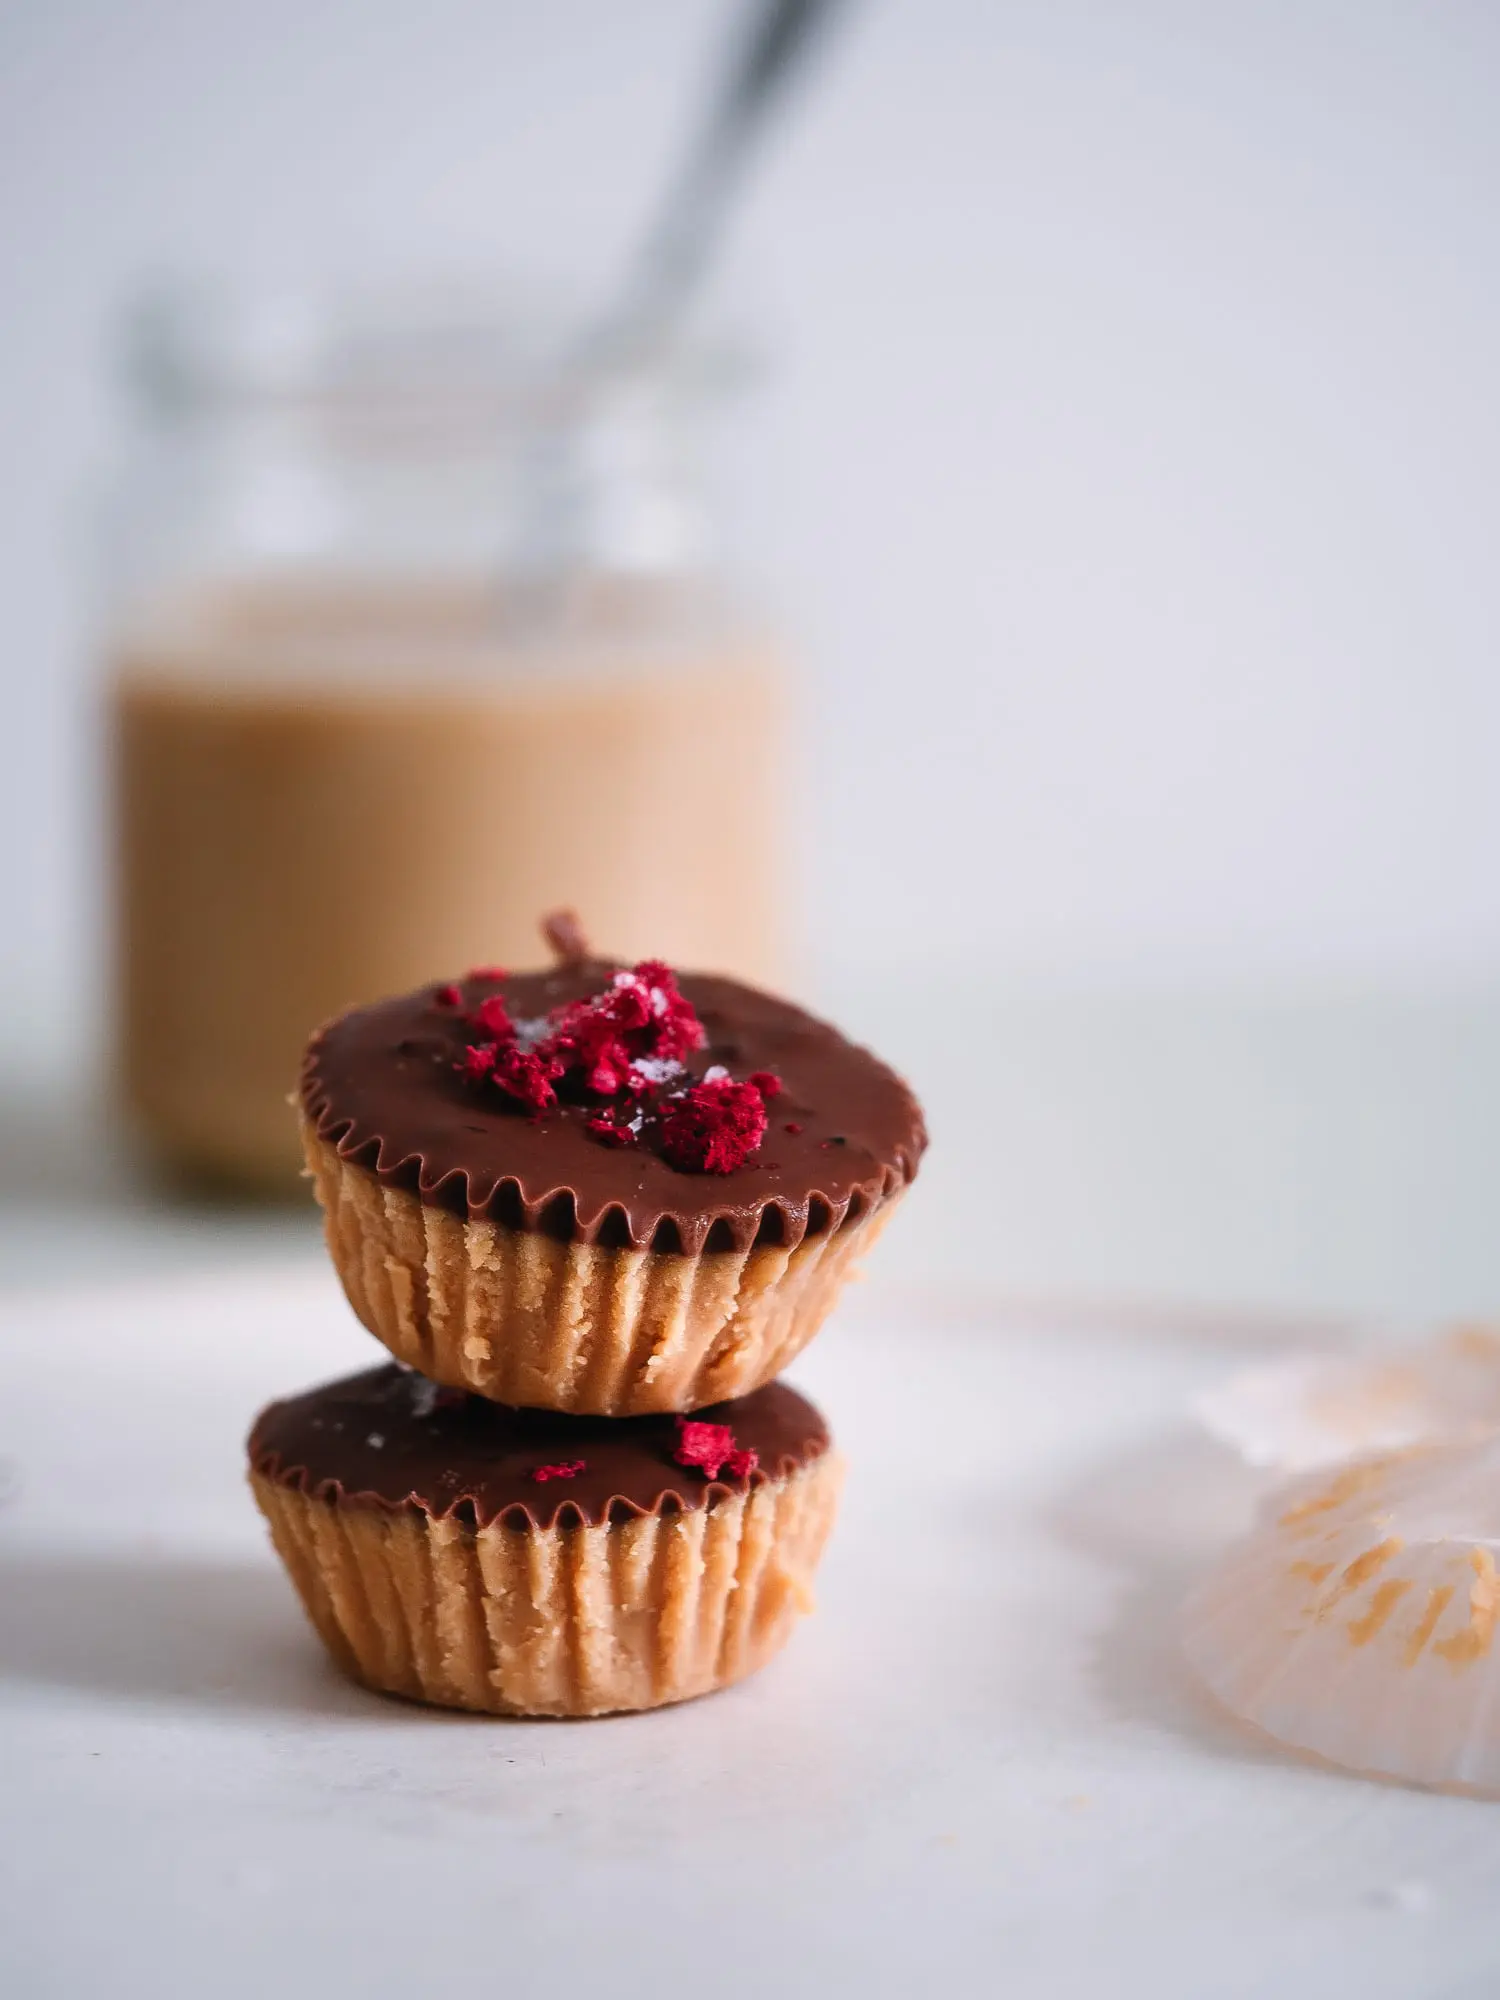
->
[248,1364,830,1530]
[300,961,925,1254]
[541,907,590,965]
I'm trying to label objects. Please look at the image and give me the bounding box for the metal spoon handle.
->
[609,0,851,348]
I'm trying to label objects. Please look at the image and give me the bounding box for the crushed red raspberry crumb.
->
[532,1460,586,1482]
[584,1112,637,1147]
[434,983,462,1007]
[632,962,705,1064]
[454,944,786,1173]
[784,1121,804,1135]
[471,993,513,1039]
[673,1419,758,1480]
[467,965,507,981]
[544,960,704,1096]
[660,1075,768,1174]
[489,1041,566,1114]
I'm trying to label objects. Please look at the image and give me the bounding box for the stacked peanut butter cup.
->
[248,919,925,1717]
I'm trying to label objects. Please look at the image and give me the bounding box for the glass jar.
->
[102,279,787,1189]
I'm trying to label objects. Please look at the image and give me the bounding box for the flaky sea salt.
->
[409,1377,442,1418]
[366,1432,385,1449]
[631,1056,684,1087]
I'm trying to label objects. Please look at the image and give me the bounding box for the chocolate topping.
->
[301,961,925,1254]
[248,1364,830,1530]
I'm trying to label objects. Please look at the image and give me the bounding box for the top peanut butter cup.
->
[302,929,925,1259]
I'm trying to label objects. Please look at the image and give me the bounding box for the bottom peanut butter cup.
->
[249,1365,841,1717]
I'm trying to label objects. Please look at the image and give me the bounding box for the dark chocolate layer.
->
[301,961,925,1254]
[248,1364,830,1530]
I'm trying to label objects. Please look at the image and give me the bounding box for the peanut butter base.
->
[250,1452,842,1716]
[304,1122,896,1415]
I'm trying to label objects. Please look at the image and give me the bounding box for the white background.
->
[2,2,1499,1318]
[5,1,1500,1037]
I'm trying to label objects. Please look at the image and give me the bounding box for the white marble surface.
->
[3,1265,1498,1999]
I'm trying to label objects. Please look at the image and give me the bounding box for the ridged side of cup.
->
[303,1122,896,1414]
[250,1452,842,1717]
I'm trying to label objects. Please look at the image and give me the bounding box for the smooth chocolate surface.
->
[248,1364,830,1529]
[301,961,925,1254]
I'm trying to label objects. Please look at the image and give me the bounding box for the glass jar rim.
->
[123,272,756,423]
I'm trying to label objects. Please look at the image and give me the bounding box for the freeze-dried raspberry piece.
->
[673,1420,759,1480]
[471,993,514,1040]
[460,1043,498,1084]
[489,1041,566,1115]
[673,1419,738,1479]
[660,1076,768,1174]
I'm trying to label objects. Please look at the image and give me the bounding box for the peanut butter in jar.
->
[103,286,788,1188]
